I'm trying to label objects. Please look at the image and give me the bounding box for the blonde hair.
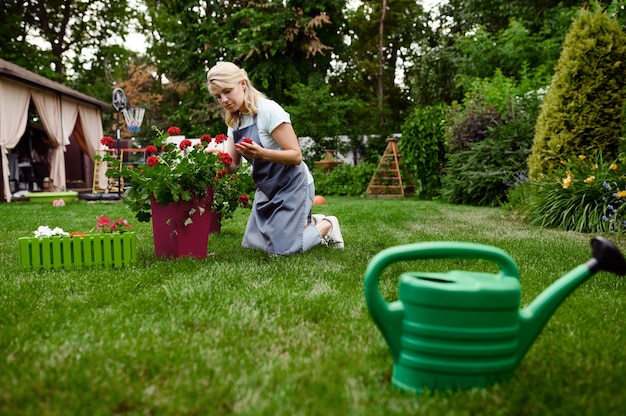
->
[207,61,263,128]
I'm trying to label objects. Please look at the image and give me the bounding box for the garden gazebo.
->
[0,58,111,202]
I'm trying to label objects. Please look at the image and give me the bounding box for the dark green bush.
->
[311,163,376,196]
[441,91,539,206]
[399,105,447,198]
[441,123,532,206]
[445,98,501,152]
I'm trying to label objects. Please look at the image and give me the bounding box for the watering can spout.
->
[517,237,626,361]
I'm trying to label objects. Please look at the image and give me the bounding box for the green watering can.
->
[364,237,626,393]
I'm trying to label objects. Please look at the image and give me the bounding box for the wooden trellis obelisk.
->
[366,137,405,198]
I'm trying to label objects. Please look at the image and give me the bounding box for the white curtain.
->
[0,79,31,202]
[77,105,103,157]
[75,105,105,190]
[56,98,80,191]
[61,98,78,146]
[32,90,65,191]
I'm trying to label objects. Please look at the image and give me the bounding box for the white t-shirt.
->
[228,97,313,184]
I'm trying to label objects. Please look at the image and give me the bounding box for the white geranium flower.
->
[34,226,69,238]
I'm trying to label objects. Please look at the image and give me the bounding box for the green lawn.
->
[0,197,624,415]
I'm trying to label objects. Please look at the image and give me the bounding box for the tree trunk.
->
[377,0,387,126]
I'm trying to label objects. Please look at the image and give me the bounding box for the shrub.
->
[441,125,533,206]
[524,152,626,234]
[312,163,376,196]
[528,8,626,179]
[441,92,539,206]
[399,104,447,198]
[444,97,501,153]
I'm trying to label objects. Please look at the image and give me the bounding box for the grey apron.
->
[233,118,308,255]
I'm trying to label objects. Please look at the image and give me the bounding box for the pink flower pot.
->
[209,213,222,234]
[150,192,220,259]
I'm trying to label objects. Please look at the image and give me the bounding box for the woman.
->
[207,61,343,256]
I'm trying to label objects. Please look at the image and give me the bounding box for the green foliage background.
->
[7,1,626,235]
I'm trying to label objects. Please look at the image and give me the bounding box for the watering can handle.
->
[363,241,519,361]
[366,241,520,281]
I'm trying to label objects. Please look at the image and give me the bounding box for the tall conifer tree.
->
[528,7,626,179]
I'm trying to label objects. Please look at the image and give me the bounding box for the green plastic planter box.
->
[19,233,136,270]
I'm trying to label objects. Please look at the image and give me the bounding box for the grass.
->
[0,196,624,415]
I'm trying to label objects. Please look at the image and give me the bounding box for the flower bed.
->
[18,233,136,270]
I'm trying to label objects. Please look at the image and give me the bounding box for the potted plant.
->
[97,126,251,259]
[18,216,136,270]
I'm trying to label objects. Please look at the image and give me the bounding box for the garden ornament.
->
[364,236,626,393]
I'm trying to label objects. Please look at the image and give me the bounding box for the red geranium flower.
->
[101,136,115,147]
[167,126,181,136]
[179,139,192,150]
[215,134,227,144]
[220,152,233,166]
[242,137,253,144]
[96,215,111,232]
[200,134,212,143]
[90,215,132,234]
[145,145,158,155]
[147,155,159,167]
[111,218,131,232]
[238,194,249,207]
[216,169,228,180]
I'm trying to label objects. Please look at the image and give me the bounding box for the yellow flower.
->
[610,163,618,171]
[561,170,573,189]
[578,155,586,161]
[617,190,626,198]
[584,176,595,184]
[561,177,572,188]
[593,163,598,170]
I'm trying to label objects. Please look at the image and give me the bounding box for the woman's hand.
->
[236,123,302,165]
[235,140,263,160]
